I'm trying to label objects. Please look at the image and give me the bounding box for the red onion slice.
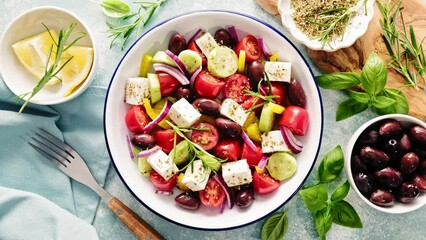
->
[126,134,135,159]
[189,65,202,89]
[137,145,161,158]
[280,126,303,154]
[153,63,190,85]
[219,200,226,214]
[212,174,234,209]
[257,155,268,170]
[155,190,173,195]
[258,37,271,60]
[188,28,203,43]
[165,49,189,76]
[143,100,172,132]
[228,26,238,43]
[241,131,257,152]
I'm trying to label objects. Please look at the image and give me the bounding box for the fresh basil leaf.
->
[261,212,288,240]
[330,200,363,228]
[318,145,344,183]
[336,98,368,121]
[375,88,409,114]
[331,181,350,202]
[370,95,396,109]
[316,72,361,90]
[100,0,130,18]
[299,184,328,213]
[315,207,333,240]
[347,90,370,103]
[360,52,387,95]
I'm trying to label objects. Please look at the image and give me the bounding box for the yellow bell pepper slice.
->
[176,173,190,191]
[243,111,258,130]
[143,98,171,129]
[268,102,285,114]
[139,54,152,77]
[269,52,279,62]
[246,123,261,142]
[238,50,246,73]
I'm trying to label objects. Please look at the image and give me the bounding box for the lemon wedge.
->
[12,30,94,96]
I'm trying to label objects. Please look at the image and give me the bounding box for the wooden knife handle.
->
[108,197,165,240]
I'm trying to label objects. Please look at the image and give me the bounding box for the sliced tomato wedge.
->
[278,106,309,136]
[157,71,181,97]
[194,70,225,99]
[224,73,251,103]
[191,122,219,150]
[155,129,182,153]
[188,41,207,66]
[241,141,264,167]
[199,178,226,207]
[235,35,262,62]
[252,171,280,195]
[125,105,151,133]
[212,139,242,161]
[149,170,177,191]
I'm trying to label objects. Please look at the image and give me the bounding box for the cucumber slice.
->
[152,51,177,67]
[259,103,275,132]
[147,73,161,104]
[178,50,202,74]
[169,141,190,165]
[266,152,297,181]
[138,156,152,177]
[207,46,238,78]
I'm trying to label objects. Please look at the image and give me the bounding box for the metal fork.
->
[28,128,164,240]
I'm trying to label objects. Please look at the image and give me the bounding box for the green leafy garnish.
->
[96,0,131,18]
[261,211,288,240]
[16,23,85,113]
[102,0,167,50]
[299,146,362,239]
[243,73,279,114]
[166,121,224,172]
[316,51,409,121]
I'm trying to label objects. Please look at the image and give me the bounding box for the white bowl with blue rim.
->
[103,10,324,230]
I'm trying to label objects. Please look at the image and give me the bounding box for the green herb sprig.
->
[243,73,279,114]
[99,0,167,50]
[16,23,85,113]
[299,145,362,240]
[316,51,409,121]
[166,120,225,172]
[261,211,288,240]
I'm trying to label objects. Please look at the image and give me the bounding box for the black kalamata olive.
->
[397,182,420,203]
[174,192,201,211]
[177,86,195,102]
[374,167,403,189]
[400,152,419,174]
[354,172,376,196]
[192,98,221,116]
[235,188,255,208]
[287,79,306,108]
[215,118,242,138]
[369,189,395,207]
[168,33,186,55]
[247,60,264,89]
[360,146,390,170]
[413,175,426,193]
[131,133,156,150]
[410,125,426,144]
[214,28,234,48]
[379,119,403,138]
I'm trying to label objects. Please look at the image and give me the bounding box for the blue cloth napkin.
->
[0,77,110,237]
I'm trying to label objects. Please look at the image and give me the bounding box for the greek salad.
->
[123,26,309,211]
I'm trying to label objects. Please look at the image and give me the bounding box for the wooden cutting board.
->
[256,0,426,121]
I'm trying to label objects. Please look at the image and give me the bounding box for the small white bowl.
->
[278,0,375,52]
[345,114,426,214]
[0,6,97,105]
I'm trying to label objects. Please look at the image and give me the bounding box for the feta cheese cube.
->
[182,160,211,191]
[168,98,201,127]
[220,98,249,126]
[261,130,290,154]
[195,32,218,58]
[221,159,252,187]
[264,61,292,82]
[147,149,177,180]
[124,77,150,105]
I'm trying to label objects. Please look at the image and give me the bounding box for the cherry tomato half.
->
[149,170,177,191]
[191,122,219,150]
[278,106,309,136]
[188,41,207,66]
[241,96,264,115]
[241,141,264,167]
[224,74,251,103]
[155,129,182,153]
[235,35,262,62]
[252,171,280,195]
[212,139,242,161]
[199,178,226,207]
[125,105,151,133]
[267,82,286,106]
[157,71,181,97]
[194,70,225,99]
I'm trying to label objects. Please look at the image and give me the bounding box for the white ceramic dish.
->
[345,114,426,214]
[104,11,324,230]
[0,6,97,105]
[278,0,375,52]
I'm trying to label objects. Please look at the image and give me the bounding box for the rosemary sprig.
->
[166,120,225,172]
[16,23,85,113]
[377,0,425,91]
[106,0,166,50]
[243,73,279,114]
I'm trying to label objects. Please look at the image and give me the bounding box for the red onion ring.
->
[165,49,189,76]
[143,100,172,132]
[126,134,135,159]
[137,145,161,158]
[280,125,303,153]
[153,63,189,85]
[241,131,257,152]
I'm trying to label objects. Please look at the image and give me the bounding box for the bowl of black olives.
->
[345,114,426,213]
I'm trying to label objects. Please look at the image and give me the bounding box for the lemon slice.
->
[12,30,94,96]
